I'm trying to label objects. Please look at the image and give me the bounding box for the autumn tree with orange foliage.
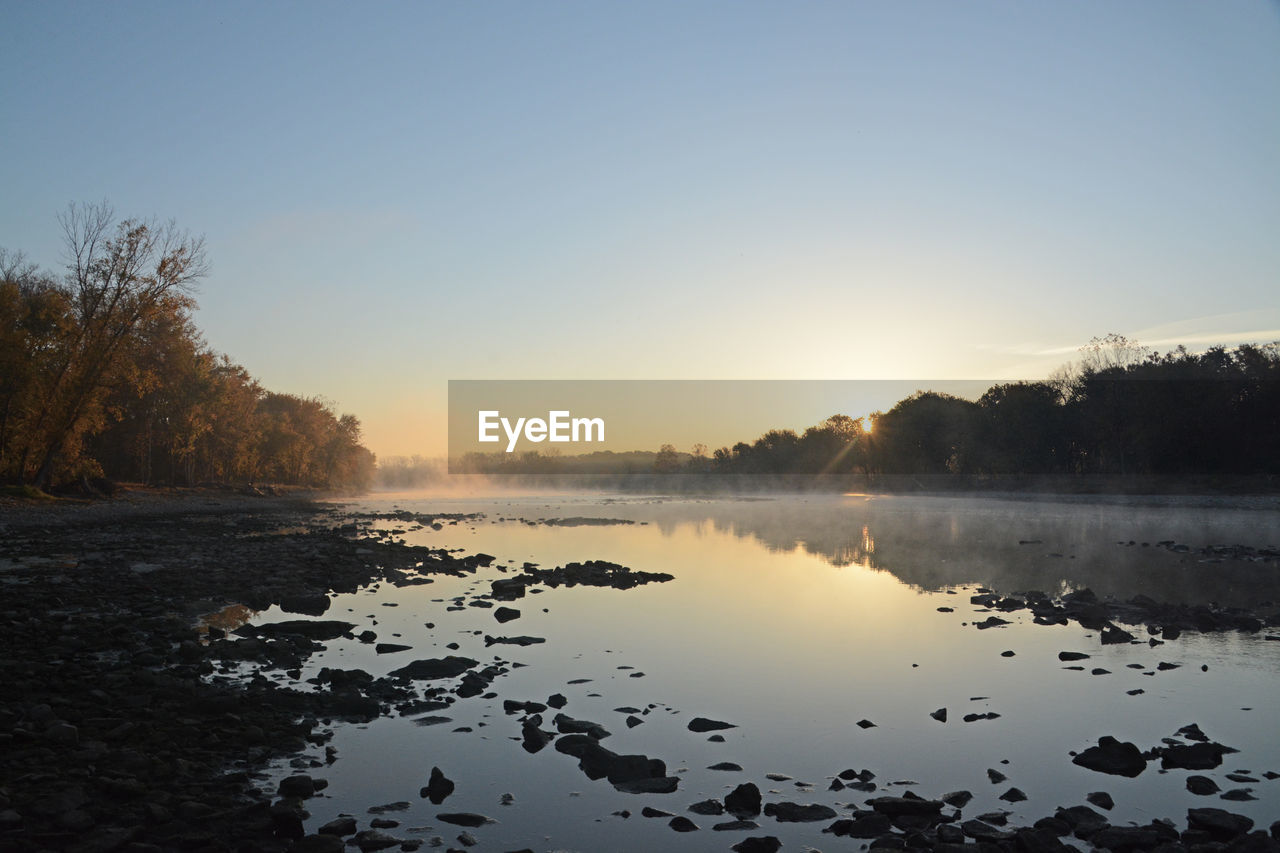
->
[1,205,375,492]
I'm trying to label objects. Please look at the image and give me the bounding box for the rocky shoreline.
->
[1,493,1278,852]
[0,494,477,853]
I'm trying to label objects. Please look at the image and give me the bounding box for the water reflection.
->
[198,602,257,637]
[615,495,1280,608]
[276,492,1280,848]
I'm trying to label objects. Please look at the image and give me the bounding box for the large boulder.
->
[554,734,676,793]
[1160,742,1230,770]
[1187,808,1254,841]
[762,802,837,822]
[865,795,944,817]
[419,766,454,805]
[688,717,736,733]
[725,783,762,818]
[387,656,477,680]
[1071,736,1146,777]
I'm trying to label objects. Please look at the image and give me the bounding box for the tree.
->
[977,382,1067,475]
[1078,333,1152,373]
[798,414,866,474]
[0,252,74,481]
[653,443,681,473]
[21,203,209,487]
[871,392,980,476]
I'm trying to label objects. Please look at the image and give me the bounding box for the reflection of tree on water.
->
[635,496,1280,608]
[199,603,258,636]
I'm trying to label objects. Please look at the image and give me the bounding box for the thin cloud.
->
[980,322,1280,360]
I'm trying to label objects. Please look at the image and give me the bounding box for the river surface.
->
[236,492,1280,850]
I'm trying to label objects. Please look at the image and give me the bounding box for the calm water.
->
[236,492,1280,850]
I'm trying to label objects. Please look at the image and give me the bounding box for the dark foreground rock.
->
[763,801,838,822]
[725,783,763,817]
[517,559,674,590]
[420,766,455,804]
[554,733,679,793]
[387,656,479,680]
[1071,736,1147,777]
[688,716,736,733]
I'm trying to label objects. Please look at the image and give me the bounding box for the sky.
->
[4,1,1279,457]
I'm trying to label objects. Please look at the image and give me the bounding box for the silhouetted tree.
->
[871,391,980,476]
[977,382,1067,474]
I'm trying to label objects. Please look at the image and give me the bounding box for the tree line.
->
[456,334,1279,485]
[689,334,1280,480]
[1,204,375,492]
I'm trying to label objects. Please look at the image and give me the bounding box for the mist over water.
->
[358,490,1280,608]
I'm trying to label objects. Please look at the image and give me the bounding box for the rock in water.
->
[420,766,455,804]
[1055,804,1110,838]
[725,783,762,817]
[1100,625,1135,645]
[1071,736,1147,777]
[1186,775,1220,795]
[319,816,358,836]
[553,713,611,739]
[865,796,944,817]
[521,720,554,754]
[278,774,319,798]
[1186,807,1253,840]
[350,830,401,852]
[436,813,491,827]
[825,813,892,838]
[1161,742,1231,770]
[763,802,837,822]
[483,634,544,646]
[388,657,477,680]
[687,717,736,733]
[1086,791,1115,810]
[553,734,677,793]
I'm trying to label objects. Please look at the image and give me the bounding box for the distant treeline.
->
[1,204,375,491]
[457,334,1280,484]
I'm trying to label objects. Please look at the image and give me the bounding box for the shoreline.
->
[5,481,1280,525]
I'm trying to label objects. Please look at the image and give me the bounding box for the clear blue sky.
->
[4,1,1279,456]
